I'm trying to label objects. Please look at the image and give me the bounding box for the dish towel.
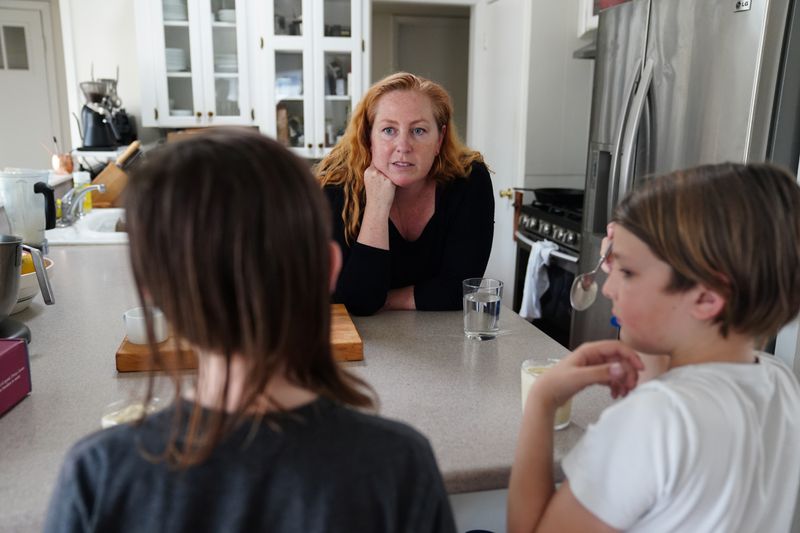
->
[519,240,558,320]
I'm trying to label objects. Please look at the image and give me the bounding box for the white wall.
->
[524,0,594,190]
[59,0,160,148]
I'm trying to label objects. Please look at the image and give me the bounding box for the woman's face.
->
[369,90,445,190]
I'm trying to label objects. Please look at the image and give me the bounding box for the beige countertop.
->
[0,245,614,531]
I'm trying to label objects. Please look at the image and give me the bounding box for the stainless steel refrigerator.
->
[570,0,800,348]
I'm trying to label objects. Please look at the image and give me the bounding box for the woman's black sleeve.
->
[414,163,495,310]
[324,186,390,316]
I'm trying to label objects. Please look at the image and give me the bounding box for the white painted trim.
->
[56,0,80,148]
[514,0,532,189]
[0,0,65,148]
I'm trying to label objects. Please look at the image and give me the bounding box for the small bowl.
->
[217,9,236,22]
[11,257,54,314]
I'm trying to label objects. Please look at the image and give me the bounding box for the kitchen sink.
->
[46,208,128,245]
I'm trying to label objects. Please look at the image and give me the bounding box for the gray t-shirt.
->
[44,397,455,533]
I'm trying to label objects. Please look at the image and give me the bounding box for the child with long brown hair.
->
[509,162,800,532]
[44,129,455,532]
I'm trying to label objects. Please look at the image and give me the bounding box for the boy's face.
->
[601,226,696,355]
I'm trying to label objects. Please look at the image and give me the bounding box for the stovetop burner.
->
[518,201,583,253]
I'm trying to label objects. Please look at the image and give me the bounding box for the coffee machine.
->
[75,71,136,150]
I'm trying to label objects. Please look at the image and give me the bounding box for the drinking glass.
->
[462,278,503,340]
[520,358,572,430]
[124,306,168,344]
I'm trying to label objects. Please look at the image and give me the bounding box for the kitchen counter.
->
[0,245,614,530]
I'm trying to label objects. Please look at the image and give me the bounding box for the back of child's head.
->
[614,162,800,340]
[125,128,373,417]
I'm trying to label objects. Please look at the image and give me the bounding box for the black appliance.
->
[513,189,583,348]
[75,77,137,150]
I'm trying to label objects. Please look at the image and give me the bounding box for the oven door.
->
[513,231,578,347]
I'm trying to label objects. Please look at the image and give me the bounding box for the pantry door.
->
[0,4,60,169]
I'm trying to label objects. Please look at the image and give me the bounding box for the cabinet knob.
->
[318,143,323,149]
[208,111,214,118]
[499,188,513,199]
[307,143,312,149]
[195,111,202,118]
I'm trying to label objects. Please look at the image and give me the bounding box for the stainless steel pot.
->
[0,235,23,321]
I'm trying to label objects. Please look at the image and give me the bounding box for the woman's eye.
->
[382,127,395,135]
[412,127,426,136]
[620,268,634,279]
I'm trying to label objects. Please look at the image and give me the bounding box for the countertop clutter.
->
[0,245,614,530]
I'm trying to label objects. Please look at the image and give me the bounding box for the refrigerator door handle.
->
[608,59,643,221]
[618,59,655,205]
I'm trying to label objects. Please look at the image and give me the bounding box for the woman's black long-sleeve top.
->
[324,162,494,316]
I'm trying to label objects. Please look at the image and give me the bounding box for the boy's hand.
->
[528,340,644,412]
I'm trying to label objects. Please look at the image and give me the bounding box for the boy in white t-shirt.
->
[508,162,800,533]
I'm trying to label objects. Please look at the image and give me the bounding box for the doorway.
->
[371,2,470,139]
[0,2,62,169]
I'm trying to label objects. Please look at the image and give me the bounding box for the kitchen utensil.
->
[0,169,57,248]
[570,244,612,311]
[0,235,22,322]
[91,140,141,207]
[0,236,53,342]
[116,304,363,372]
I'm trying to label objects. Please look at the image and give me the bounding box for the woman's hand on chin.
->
[364,165,396,214]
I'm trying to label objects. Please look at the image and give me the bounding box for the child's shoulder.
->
[327,400,435,452]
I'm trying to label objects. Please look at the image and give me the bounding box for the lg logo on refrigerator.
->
[735,0,752,11]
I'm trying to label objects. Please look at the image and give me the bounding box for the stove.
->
[518,201,582,254]
[514,195,584,348]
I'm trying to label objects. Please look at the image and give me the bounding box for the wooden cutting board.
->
[115,304,363,372]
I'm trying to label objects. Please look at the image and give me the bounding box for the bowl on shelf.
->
[217,9,236,23]
[12,257,54,314]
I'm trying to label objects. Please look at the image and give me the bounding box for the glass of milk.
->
[462,278,503,340]
[520,358,572,430]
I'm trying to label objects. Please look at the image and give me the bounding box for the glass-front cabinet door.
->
[199,0,251,124]
[312,0,362,156]
[157,0,201,124]
[143,0,252,126]
[260,0,363,158]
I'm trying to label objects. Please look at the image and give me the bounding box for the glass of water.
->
[462,278,503,340]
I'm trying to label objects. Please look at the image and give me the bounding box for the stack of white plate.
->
[217,9,236,23]
[165,48,189,72]
[163,0,188,21]
[214,53,237,73]
[171,109,193,116]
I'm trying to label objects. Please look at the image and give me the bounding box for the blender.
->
[0,169,56,341]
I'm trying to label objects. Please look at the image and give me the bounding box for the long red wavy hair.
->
[315,72,485,244]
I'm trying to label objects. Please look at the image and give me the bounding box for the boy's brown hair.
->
[125,128,375,467]
[614,162,800,340]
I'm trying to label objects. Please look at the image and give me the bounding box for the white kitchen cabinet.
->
[251,0,365,159]
[577,0,598,39]
[135,0,366,157]
[135,0,254,127]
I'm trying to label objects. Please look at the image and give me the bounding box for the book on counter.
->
[0,339,32,417]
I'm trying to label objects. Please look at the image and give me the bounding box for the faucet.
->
[58,184,107,227]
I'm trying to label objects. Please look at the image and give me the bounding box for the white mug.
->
[123,306,168,344]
